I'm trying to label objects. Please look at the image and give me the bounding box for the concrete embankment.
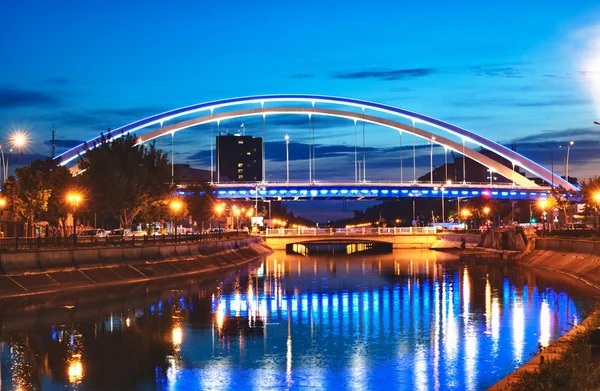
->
[518,237,600,289]
[430,233,481,249]
[0,236,272,298]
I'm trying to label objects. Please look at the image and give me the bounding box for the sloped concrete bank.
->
[488,237,600,390]
[0,236,273,298]
[519,237,600,290]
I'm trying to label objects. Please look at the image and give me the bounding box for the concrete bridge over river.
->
[263,227,481,251]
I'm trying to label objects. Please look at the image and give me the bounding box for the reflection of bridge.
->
[263,227,438,250]
[56,94,578,198]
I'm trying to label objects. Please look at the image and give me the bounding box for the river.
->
[0,249,595,390]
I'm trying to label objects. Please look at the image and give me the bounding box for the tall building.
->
[216,135,263,182]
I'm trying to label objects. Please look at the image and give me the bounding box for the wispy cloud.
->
[43,139,85,148]
[42,77,69,86]
[469,65,523,78]
[290,73,314,79]
[331,68,436,81]
[0,86,61,108]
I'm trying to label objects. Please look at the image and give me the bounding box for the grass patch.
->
[510,303,600,391]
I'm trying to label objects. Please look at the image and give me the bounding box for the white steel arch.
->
[55,94,575,191]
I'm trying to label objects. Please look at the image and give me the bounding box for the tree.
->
[3,163,52,236]
[580,176,600,215]
[78,134,171,228]
[33,158,79,237]
[185,183,216,227]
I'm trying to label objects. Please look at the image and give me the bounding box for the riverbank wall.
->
[0,236,272,298]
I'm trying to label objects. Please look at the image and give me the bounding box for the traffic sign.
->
[553,210,559,217]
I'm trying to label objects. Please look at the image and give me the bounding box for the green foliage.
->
[3,161,53,235]
[31,158,79,235]
[511,304,600,391]
[185,183,216,224]
[580,176,600,216]
[78,134,171,228]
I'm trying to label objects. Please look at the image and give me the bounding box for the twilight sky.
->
[2,1,600,220]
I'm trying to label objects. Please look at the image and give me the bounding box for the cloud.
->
[0,86,61,108]
[43,139,85,148]
[331,68,436,81]
[510,128,596,144]
[43,77,69,85]
[451,95,587,108]
[38,105,166,132]
[290,73,314,79]
[469,65,523,78]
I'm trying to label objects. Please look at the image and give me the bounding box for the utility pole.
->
[51,128,56,159]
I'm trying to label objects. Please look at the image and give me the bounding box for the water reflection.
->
[0,250,595,390]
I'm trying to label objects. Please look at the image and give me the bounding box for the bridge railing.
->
[265,227,437,236]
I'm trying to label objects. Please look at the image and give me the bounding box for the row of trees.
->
[2,135,216,236]
[335,177,600,228]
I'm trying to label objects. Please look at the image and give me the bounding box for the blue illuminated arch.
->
[55,94,576,191]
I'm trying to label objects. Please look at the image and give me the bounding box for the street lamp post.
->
[538,145,554,189]
[595,193,600,234]
[430,136,435,185]
[215,203,224,237]
[566,140,574,183]
[441,187,445,225]
[0,198,6,237]
[538,199,548,236]
[483,206,490,229]
[0,132,27,184]
[67,193,82,239]
[285,134,290,183]
[170,200,183,235]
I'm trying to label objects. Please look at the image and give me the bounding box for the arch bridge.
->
[55,94,576,200]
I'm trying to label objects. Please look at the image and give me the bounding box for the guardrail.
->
[0,231,249,252]
[265,227,437,237]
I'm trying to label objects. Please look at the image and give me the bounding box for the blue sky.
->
[1,1,600,220]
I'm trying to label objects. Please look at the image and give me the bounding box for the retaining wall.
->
[431,233,481,249]
[520,237,600,289]
[0,237,264,275]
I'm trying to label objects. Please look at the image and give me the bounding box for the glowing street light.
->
[0,131,28,184]
[67,192,82,234]
[595,193,600,233]
[214,203,225,233]
[483,206,491,216]
[170,200,183,212]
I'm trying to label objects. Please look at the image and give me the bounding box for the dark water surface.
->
[0,250,596,391]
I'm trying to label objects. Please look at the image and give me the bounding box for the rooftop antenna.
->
[51,127,56,158]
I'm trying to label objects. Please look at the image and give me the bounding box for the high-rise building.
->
[216,135,263,182]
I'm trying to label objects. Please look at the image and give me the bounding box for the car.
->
[124,229,149,237]
[108,228,128,237]
[564,223,590,230]
[77,229,108,240]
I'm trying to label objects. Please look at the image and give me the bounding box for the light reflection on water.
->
[0,249,595,391]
